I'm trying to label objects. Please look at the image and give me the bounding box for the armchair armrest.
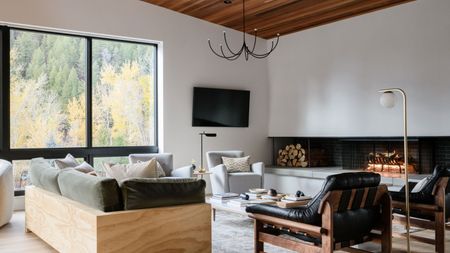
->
[172,165,193,178]
[251,162,264,188]
[251,162,264,176]
[210,164,229,194]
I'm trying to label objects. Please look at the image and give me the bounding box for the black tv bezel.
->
[192,87,250,127]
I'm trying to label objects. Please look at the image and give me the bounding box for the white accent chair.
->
[207,151,264,194]
[0,159,13,228]
[128,153,193,178]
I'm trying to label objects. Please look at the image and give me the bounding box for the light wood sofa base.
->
[25,186,211,253]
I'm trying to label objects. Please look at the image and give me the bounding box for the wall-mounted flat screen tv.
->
[192,87,250,127]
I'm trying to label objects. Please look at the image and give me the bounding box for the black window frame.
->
[0,26,159,196]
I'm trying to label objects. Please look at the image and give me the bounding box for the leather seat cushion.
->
[247,204,378,243]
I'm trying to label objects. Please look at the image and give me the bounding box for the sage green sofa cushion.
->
[120,178,206,210]
[58,169,122,212]
[29,158,63,194]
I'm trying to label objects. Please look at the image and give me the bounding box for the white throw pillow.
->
[103,158,158,182]
[135,160,166,177]
[55,154,79,169]
[411,176,430,193]
[222,156,251,173]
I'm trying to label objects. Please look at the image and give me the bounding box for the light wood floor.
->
[0,212,449,252]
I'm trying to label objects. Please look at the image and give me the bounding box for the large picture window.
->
[0,26,159,194]
[10,30,87,148]
[92,39,156,147]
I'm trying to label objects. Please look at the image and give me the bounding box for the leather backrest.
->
[128,153,173,176]
[303,172,381,224]
[321,172,381,192]
[206,151,244,168]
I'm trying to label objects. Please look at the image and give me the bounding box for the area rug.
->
[212,210,294,253]
[211,210,412,253]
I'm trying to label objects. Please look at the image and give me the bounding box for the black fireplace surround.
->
[270,137,450,174]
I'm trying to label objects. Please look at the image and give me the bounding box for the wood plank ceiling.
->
[143,0,414,39]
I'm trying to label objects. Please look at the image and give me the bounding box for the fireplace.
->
[270,137,450,174]
[366,150,416,174]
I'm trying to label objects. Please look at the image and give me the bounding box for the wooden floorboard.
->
[0,212,56,253]
[0,212,449,252]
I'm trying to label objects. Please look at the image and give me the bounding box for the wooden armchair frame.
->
[248,185,392,253]
[392,176,449,253]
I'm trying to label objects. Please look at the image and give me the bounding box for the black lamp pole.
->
[199,131,217,171]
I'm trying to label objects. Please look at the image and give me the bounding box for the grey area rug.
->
[211,210,410,253]
[212,210,294,253]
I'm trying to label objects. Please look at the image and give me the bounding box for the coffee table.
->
[209,200,247,221]
[208,198,279,221]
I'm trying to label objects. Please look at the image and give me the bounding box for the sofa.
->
[26,158,211,253]
[0,159,13,228]
[207,150,264,194]
[128,153,193,178]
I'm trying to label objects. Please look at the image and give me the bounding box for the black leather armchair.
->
[246,172,392,253]
[390,166,450,253]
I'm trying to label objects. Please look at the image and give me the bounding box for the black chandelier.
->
[208,0,280,61]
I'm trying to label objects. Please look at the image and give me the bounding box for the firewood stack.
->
[276,144,308,167]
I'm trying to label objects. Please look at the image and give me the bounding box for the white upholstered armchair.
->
[128,153,193,178]
[0,159,13,228]
[207,151,264,194]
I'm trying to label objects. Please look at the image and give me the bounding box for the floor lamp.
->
[199,131,217,172]
[378,88,410,253]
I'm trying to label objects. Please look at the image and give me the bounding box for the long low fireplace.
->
[270,137,450,174]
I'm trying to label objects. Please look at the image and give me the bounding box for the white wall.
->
[268,0,450,137]
[0,0,271,171]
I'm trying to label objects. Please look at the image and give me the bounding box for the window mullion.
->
[86,37,93,151]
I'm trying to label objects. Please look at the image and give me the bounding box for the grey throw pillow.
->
[222,156,251,173]
[55,154,94,174]
[54,154,79,169]
[74,161,95,174]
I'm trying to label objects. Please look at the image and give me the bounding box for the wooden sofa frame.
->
[392,176,449,253]
[25,186,211,253]
[249,185,392,253]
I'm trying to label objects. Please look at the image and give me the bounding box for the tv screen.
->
[192,87,250,127]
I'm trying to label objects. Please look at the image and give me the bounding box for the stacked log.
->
[276,144,308,167]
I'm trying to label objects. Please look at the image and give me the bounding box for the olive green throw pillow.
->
[120,178,206,210]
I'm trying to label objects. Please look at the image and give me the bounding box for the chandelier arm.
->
[247,35,280,58]
[223,32,240,55]
[209,40,240,60]
[249,29,257,53]
[220,44,241,60]
[208,40,229,58]
[272,34,280,49]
